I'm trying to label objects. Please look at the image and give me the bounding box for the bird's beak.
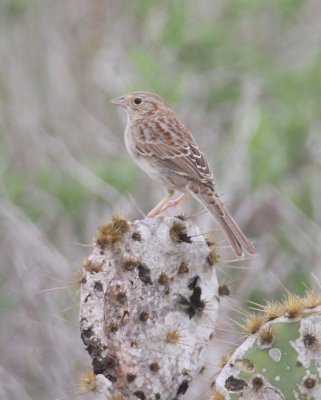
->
[110,95,127,108]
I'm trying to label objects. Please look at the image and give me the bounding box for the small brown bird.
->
[111,91,255,257]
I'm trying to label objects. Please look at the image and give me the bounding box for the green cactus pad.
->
[216,307,321,400]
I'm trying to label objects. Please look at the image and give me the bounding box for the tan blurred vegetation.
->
[0,0,321,399]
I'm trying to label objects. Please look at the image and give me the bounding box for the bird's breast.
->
[124,124,137,159]
[124,124,163,182]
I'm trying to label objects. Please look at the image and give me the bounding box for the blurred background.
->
[1,0,321,399]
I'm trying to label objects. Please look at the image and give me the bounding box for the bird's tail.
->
[190,185,255,257]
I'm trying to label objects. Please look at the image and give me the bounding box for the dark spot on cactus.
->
[205,235,216,247]
[304,376,316,389]
[134,391,146,400]
[139,311,149,322]
[84,257,104,273]
[130,340,139,348]
[190,286,202,305]
[82,328,93,338]
[86,345,94,356]
[258,326,274,346]
[177,261,189,274]
[116,291,127,305]
[219,284,230,297]
[251,375,264,391]
[286,310,300,319]
[121,256,141,271]
[127,373,136,383]
[120,310,129,324]
[92,353,118,375]
[137,264,152,285]
[199,365,206,374]
[178,286,205,319]
[107,321,118,333]
[106,374,117,382]
[158,272,169,285]
[190,286,206,312]
[177,379,189,395]
[235,358,254,372]
[132,231,142,241]
[155,394,161,399]
[92,359,106,375]
[283,294,303,319]
[150,362,160,372]
[177,294,193,316]
[303,333,316,348]
[94,281,103,292]
[105,355,116,368]
[188,275,200,290]
[95,214,130,248]
[297,361,303,367]
[75,270,86,286]
[207,248,220,265]
[179,233,191,243]
[225,376,247,392]
[169,222,192,243]
[84,294,90,303]
[99,250,104,255]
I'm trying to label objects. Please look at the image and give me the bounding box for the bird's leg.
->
[147,190,174,218]
[160,193,187,213]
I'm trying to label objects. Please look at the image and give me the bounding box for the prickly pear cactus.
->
[80,215,220,400]
[215,295,321,400]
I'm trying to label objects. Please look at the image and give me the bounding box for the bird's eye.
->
[134,97,142,105]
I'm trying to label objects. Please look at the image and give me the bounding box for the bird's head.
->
[110,91,168,120]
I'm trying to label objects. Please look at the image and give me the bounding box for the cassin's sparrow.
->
[111,91,255,257]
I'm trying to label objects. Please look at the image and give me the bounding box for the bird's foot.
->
[160,193,186,214]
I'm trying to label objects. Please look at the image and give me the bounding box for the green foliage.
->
[0,273,17,314]
[1,0,29,17]
[130,49,186,102]
[4,171,88,220]
[93,158,137,194]
[3,158,137,223]
[49,176,90,212]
